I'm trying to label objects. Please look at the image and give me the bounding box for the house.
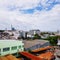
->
[23,40,50,51]
[0,40,24,56]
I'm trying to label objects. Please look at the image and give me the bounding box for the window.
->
[19,46,21,48]
[11,46,17,50]
[3,47,10,52]
[19,45,24,48]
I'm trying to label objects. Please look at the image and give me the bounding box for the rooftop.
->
[0,40,23,48]
[23,39,49,48]
[0,55,20,60]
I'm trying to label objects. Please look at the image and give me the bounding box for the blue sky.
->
[0,0,60,31]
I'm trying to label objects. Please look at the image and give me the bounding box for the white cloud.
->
[0,0,60,31]
[0,0,40,10]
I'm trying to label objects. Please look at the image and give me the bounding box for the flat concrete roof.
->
[0,40,24,48]
[23,39,49,49]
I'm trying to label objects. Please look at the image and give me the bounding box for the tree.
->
[47,36,58,46]
[33,34,41,39]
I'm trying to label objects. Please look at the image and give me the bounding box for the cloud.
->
[0,0,60,31]
[0,0,40,10]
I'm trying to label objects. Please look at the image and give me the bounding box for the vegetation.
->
[45,36,58,46]
[33,34,41,39]
[40,32,55,35]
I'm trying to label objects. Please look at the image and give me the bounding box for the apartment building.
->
[0,40,24,56]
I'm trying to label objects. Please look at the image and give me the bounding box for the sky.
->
[0,0,60,31]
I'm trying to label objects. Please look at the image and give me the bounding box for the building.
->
[19,31,27,39]
[23,40,50,51]
[0,40,24,56]
[4,30,27,40]
[4,30,20,39]
[57,39,60,46]
[27,30,40,38]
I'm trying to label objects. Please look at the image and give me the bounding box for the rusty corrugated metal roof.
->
[0,56,9,60]
[6,55,19,60]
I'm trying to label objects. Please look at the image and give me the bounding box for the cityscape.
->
[0,27,60,60]
[0,0,60,60]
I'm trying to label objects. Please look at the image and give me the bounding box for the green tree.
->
[33,34,41,39]
[47,36,58,46]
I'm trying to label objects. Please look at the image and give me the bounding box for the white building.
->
[27,30,40,38]
[20,31,27,38]
[57,39,60,46]
[0,40,24,56]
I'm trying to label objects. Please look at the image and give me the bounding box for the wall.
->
[0,40,24,56]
